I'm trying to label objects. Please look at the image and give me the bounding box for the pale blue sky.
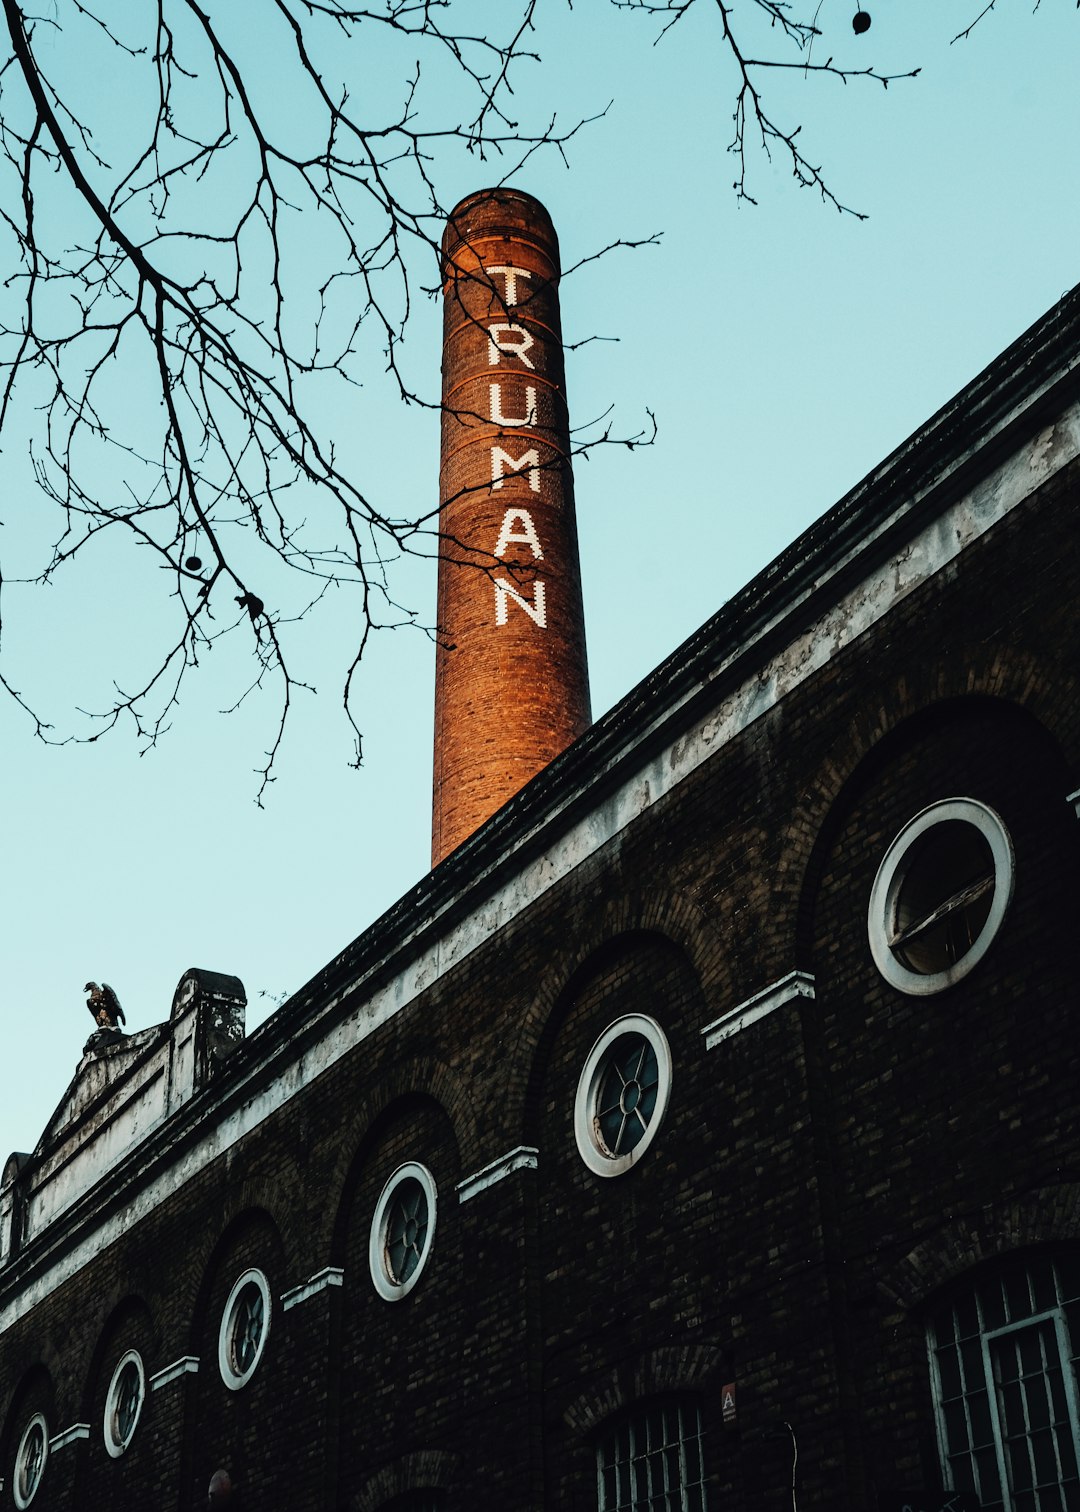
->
[2,1,1078,1164]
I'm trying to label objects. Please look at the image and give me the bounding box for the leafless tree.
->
[0,0,1047,796]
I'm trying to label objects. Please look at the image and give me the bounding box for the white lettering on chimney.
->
[490,384,538,428]
[491,446,540,492]
[494,578,547,628]
[487,265,531,307]
[487,324,535,369]
[495,509,544,560]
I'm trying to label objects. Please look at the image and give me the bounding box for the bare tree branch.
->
[0,0,1063,795]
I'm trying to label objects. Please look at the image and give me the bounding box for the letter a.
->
[494,509,544,560]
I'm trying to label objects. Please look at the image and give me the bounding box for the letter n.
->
[494,578,547,628]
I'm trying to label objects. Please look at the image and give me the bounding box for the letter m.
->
[491,445,540,493]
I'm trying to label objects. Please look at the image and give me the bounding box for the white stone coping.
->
[281,1267,345,1311]
[49,1423,90,1452]
[149,1356,199,1391]
[703,971,816,1049]
[456,1146,539,1202]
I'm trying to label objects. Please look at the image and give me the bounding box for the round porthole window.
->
[13,1413,47,1509]
[104,1349,144,1457]
[868,797,1014,995]
[218,1268,272,1390]
[575,1014,673,1177]
[369,1162,437,1301]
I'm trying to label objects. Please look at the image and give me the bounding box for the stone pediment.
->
[39,1025,170,1152]
[2,969,246,1266]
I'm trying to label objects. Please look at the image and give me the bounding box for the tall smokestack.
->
[431,189,591,865]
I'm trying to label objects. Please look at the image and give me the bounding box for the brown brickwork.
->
[432,188,591,865]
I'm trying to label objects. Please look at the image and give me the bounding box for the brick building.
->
[1,194,1079,1511]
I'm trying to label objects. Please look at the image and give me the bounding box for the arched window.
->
[927,1251,1080,1510]
[596,1398,708,1511]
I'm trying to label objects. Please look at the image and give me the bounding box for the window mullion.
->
[983,1330,1013,1510]
[1052,1311,1080,1484]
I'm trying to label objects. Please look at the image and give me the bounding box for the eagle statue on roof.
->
[85,981,125,1030]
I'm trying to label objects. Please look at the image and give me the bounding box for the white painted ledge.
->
[49,1423,90,1452]
[150,1356,199,1391]
[282,1267,345,1311]
[1067,788,1080,819]
[703,971,816,1049]
[457,1146,539,1203]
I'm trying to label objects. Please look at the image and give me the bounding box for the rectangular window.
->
[596,1398,708,1512]
[928,1255,1080,1512]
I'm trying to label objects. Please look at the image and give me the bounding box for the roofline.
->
[3,283,1078,1305]
[266,282,1080,1036]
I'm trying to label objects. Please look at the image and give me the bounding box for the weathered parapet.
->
[0,1152,30,1266]
[0,969,245,1267]
[169,967,246,1106]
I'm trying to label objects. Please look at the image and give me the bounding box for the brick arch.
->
[878,1184,1080,1311]
[775,646,1079,967]
[71,1293,158,1507]
[562,1344,726,1435]
[324,1058,472,1268]
[154,1167,300,1356]
[352,1448,461,1511]
[76,1290,156,1426]
[181,1202,289,1358]
[0,1361,54,1465]
[506,885,726,1146]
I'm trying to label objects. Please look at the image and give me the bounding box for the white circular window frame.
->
[868,797,1015,996]
[13,1412,48,1510]
[574,1013,673,1178]
[217,1267,272,1391]
[369,1161,438,1302]
[103,1349,145,1458]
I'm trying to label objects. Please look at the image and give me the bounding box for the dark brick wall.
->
[0,462,1077,1510]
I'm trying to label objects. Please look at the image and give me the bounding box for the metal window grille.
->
[595,1034,661,1158]
[928,1253,1080,1512]
[385,1178,429,1284]
[232,1283,265,1374]
[597,1399,708,1512]
[112,1359,142,1446]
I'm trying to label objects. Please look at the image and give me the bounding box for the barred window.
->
[868,798,1014,996]
[928,1252,1080,1512]
[575,1016,673,1178]
[104,1350,145,1457]
[218,1268,272,1390]
[369,1162,438,1301]
[13,1414,47,1510]
[597,1399,708,1512]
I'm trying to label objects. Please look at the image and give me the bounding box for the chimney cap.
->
[442,188,559,268]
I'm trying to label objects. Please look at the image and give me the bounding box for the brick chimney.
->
[431,189,591,864]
